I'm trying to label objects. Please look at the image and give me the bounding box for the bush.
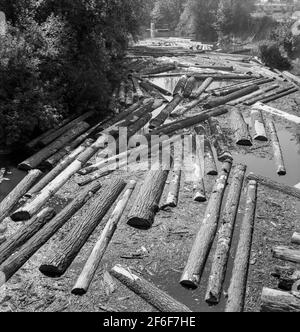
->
[258,41,292,70]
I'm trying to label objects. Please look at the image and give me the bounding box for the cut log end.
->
[18,163,32,171]
[10,211,31,222]
[127,217,153,230]
[236,139,253,147]
[179,279,198,290]
[71,288,86,297]
[254,135,268,142]
[205,291,219,305]
[278,167,287,176]
[193,193,207,203]
[39,265,63,278]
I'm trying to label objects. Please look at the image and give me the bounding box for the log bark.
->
[251,109,268,142]
[230,108,252,146]
[0,208,56,265]
[206,164,247,304]
[225,180,257,312]
[261,288,300,312]
[0,181,103,287]
[195,125,218,176]
[72,181,136,295]
[180,161,232,289]
[190,77,213,99]
[273,246,300,264]
[0,170,43,222]
[267,119,287,176]
[292,232,300,245]
[208,118,233,162]
[183,76,196,98]
[39,178,126,278]
[203,85,259,110]
[173,75,188,96]
[110,265,192,312]
[245,87,298,106]
[19,121,90,171]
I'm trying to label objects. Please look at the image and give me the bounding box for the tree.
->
[152,0,185,30]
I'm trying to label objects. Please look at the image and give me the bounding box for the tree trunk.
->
[172,95,209,118]
[292,232,300,245]
[273,246,300,264]
[225,180,257,312]
[131,77,144,99]
[190,77,213,99]
[0,169,43,222]
[173,75,188,96]
[72,181,136,296]
[206,164,247,305]
[0,208,55,265]
[230,108,252,146]
[19,121,90,171]
[142,64,176,76]
[267,119,286,176]
[245,87,298,106]
[208,118,233,162]
[251,109,268,142]
[110,265,192,313]
[180,161,232,289]
[39,178,126,278]
[261,288,300,312]
[183,76,196,98]
[140,79,172,97]
[194,74,258,81]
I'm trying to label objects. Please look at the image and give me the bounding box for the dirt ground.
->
[0,40,300,313]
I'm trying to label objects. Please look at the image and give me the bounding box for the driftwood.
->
[173,75,188,96]
[267,119,286,176]
[261,288,300,312]
[0,208,56,265]
[208,118,233,162]
[251,109,268,141]
[190,77,213,99]
[225,180,257,312]
[0,170,42,222]
[206,164,247,304]
[183,76,196,98]
[39,178,126,278]
[72,181,136,295]
[110,265,192,312]
[0,181,103,287]
[230,108,252,146]
[19,121,90,171]
[273,246,300,264]
[180,161,232,289]
[247,173,300,200]
[292,232,300,245]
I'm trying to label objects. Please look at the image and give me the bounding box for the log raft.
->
[261,288,300,312]
[230,108,252,146]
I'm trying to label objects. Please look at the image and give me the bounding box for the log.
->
[18,121,90,170]
[0,170,43,222]
[127,162,170,230]
[77,170,113,187]
[190,77,213,99]
[183,76,196,98]
[118,81,126,105]
[140,79,172,97]
[203,85,259,110]
[173,75,188,96]
[131,77,144,99]
[195,125,218,176]
[108,87,119,113]
[251,109,268,142]
[225,180,257,312]
[230,108,252,146]
[247,173,300,200]
[110,265,192,313]
[266,119,286,176]
[26,139,94,198]
[252,102,300,125]
[0,208,56,266]
[0,236,6,246]
[208,118,233,162]
[72,181,136,295]
[180,160,232,289]
[142,64,176,76]
[273,246,300,264]
[245,87,298,106]
[274,268,300,291]
[149,94,183,130]
[194,74,257,80]
[125,81,134,106]
[292,232,300,245]
[39,178,126,278]
[171,94,209,118]
[0,181,103,286]
[206,164,247,304]
[282,71,300,86]
[261,288,300,312]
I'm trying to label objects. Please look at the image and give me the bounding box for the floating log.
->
[195,125,218,176]
[0,181,103,286]
[142,64,176,76]
[292,233,300,245]
[251,109,268,142]
[110,265,192,313]
[206,164,247,305]
[180,161,232,289]
[225,180,257,312]
[191,135,206,202]
[72,181,136,295]
[0,170,43,222]
[149,94,183,130]
[208,118,233,162]
[39,178,126,278]
[140,79,172,97]
[183,76,196,98]
[267,119,286,176]
[252,102,300,125]
[171,94,209,118]
[0,208,56,265]
[245,87,298,106]
[230,108,252,146]
[261,288,300,312]
[273,246,300,264]
[194,74,257,81]
[203,85,259,110]
[247,173,300,200]
[18,121,90,171]
[173,75,188,96]
[131,77,144,99]
[191,77,213,99]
